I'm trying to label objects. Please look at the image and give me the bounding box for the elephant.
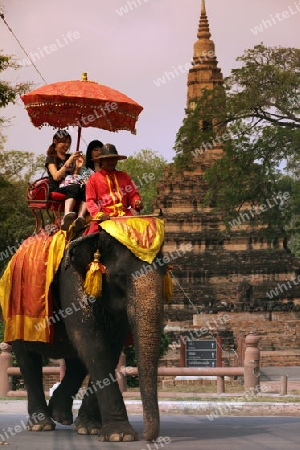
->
[9,228,165,442]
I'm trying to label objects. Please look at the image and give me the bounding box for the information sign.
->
[185,340,218,367]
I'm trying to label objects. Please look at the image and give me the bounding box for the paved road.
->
[0,414,300,449]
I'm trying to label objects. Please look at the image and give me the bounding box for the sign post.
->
[185,340,219,367]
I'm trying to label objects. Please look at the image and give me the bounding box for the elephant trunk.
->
[127,270,163,441]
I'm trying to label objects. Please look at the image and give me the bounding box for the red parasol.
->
[20,73,143,151]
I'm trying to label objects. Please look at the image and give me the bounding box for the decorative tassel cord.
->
[0,12,88,147]
[167,271,226,355]
[170,271,200,314]
[1,12,47,84]
[83,250,106,298]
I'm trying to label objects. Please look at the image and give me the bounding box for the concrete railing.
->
[0,333,261,397]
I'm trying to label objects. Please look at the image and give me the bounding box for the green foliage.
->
[286,178,300,257]
[0,149,44,273]
[0,52,31,109]
[117,149,167,214]
[123,332,170,388]
[0,149,45,183]
[203,124,296,227]
[227,45,300,128]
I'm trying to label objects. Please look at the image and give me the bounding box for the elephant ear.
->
[63,233,101,279]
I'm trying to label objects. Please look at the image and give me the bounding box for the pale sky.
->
[0,0,299,162]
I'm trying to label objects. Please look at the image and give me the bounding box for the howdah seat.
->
[26,177,65,233]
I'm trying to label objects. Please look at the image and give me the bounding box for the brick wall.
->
[164,311,300,367]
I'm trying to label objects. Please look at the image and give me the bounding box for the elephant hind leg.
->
[12,343,56,431]
[27,414,56,432]
[48,357,87,425]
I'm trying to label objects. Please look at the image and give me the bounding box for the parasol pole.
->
[75,72,87,152]
[76,125,82,152]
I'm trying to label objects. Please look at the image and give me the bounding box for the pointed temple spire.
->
[187,0,223,109]
[198,0,211,40]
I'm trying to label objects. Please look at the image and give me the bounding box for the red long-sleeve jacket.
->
[86,169,141,217]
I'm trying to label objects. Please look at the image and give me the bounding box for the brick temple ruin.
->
[155,1,300,365]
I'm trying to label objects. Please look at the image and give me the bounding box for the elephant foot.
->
[48,399,73,425]
[97,422,138,442]
[27,413,56,431]
[74,415,101,435]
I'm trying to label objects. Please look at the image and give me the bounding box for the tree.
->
[0,51,32,187]
[0,149,44,273]
[118,149,167,214]
[226,45,300,129]
[173,45,300,236]
[0,149,45,183]
[0,52,31,109]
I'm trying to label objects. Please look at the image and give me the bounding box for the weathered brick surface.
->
[163,312,300,368]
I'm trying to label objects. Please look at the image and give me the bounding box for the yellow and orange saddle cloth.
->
[0,217,165,344]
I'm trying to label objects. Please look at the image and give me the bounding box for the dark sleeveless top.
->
[45,154,72,191]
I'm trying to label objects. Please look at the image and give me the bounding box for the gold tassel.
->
[83,250,106,297]
[163,266,173,303]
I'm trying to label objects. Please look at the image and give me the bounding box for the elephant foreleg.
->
[64,313,137,441]
[74,387,102,435]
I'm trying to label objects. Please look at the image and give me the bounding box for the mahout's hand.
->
[134,200,143,212]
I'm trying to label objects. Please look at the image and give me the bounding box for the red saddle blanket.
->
[0,231,66,343]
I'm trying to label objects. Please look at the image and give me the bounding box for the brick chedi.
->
[154,0,300,323]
